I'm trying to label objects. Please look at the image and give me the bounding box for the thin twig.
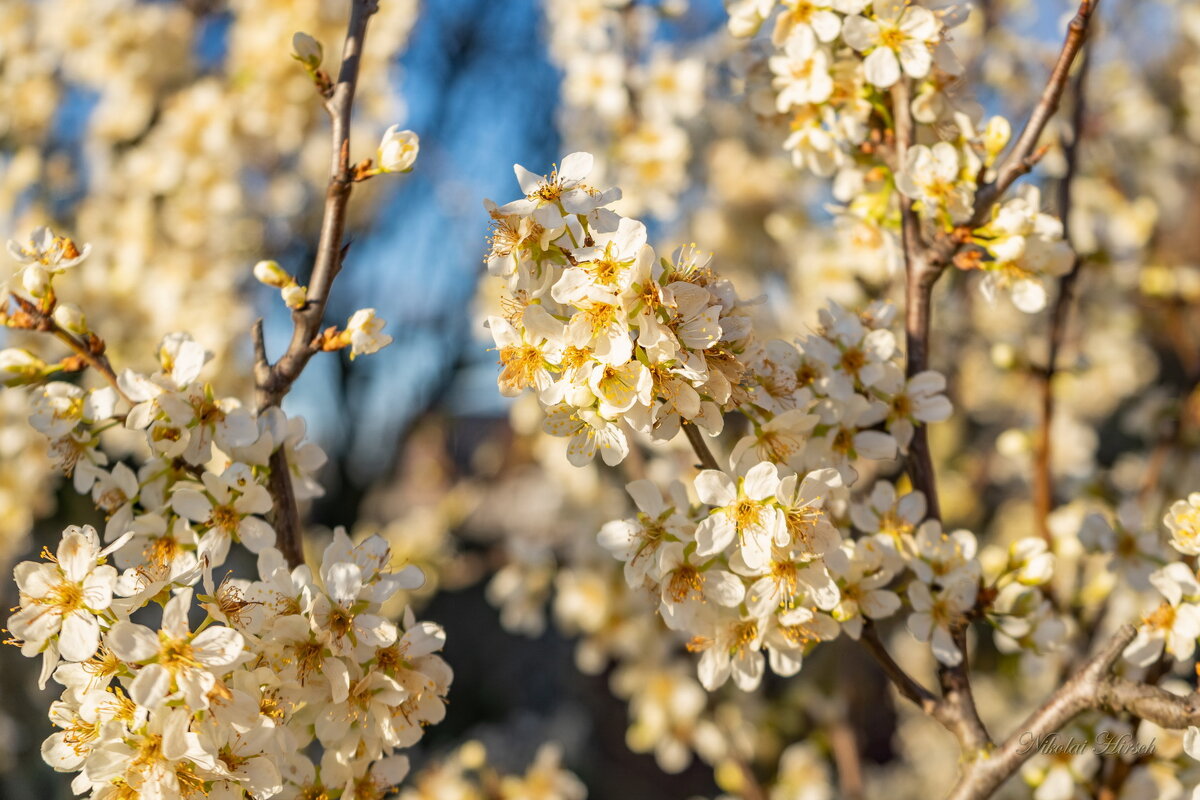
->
[971,0,1100,220]
[682,421,721,471]
[916,0,1101,285]
[6,292,133,404]
[254,0,378,568]
[52,329,132,405]
[859,623,940,716]
[1033,47,1091,546]
[828,714,865,800]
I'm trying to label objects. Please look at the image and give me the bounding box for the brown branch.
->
[891,81,940,521]
[890,78,991,756]
[881,2,1102,765]
[943,625,1135,800]
[6,292,133,404]
[51,328,132,405]
[914,0,1100,287]
[1032,47,1091,546]
[971,0,1100,220]
[682,421,721,471]
[859,624,940,716]
[1096,677,1200,728]
[735,758,768,800]
[936,623,992,755]
[828,714,865,800]
[254,0,378,568]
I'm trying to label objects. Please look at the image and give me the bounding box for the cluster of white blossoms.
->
[481,155,1077,689]
[10,526,449,800]
[598,470,1067,688]
[730,0,1075,314]
[484,151,756,466]
[740,0,958,175]
[397,741,585,800]
[484,152,954,476]
[3,228,454,799]
[0,0,422,576]
[972,185,1075,314]
[738,299,951,480]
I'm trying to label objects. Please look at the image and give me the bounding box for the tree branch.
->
[682,421,721,471]
[6,292,133,404]
[254,0,378,568]
[915,0,1100,285]
[859,624,940,716]
[891,81,941,521]
[970,0,1100,222]
[828,713,865,800]
[891,77,991,756]
[51,328,132,405]
[943,624,1134,800]
[1097,677,1200,728]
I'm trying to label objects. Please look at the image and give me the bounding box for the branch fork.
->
[253,0,379,568]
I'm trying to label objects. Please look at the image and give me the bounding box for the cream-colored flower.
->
[378,126,419,173]
[345,308,394,358]
[842,2,940,88]
[9,525,125,663]
[107,587,245,709]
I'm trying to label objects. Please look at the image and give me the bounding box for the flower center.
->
[731,498,762,532]
[732,620,759,652]
[1144,603,1176,631]
[879,26,906,51]
[43,579,85,614]
[158,635,200,673]
[499,344,543,389]
[668,566,704,603]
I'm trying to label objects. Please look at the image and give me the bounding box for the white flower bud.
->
[292,32,323,68]
[983,116,1011,162]
[21,264,50,297]
[990,342,1016,369]
[458,741,487,770]
[727,3,764,38]
[377,126,419,173]
[1009,537,1055,586]
[253,259,291,288]
[0,348,46,384]
[992,582,1040,617]
[281,284,308,309]
[52,303,87,334]
[345,308,393,359]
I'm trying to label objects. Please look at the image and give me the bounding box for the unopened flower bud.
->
[983,116,1011,162]
[22,265,50,298]
[53,303,87,334]
[253,259,291,289]
[0,348,47,384]
[458,740,487,770]
[990,342,1016,369]
[1009,537,1055,586]
[727,6,764,38]
[377,126,419,173]
[281,284,308,310]
[292,32,323,69]
[345,308,393,359]
[992,582,1040,617]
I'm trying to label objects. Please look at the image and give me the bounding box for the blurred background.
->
[2,0,1200,798]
